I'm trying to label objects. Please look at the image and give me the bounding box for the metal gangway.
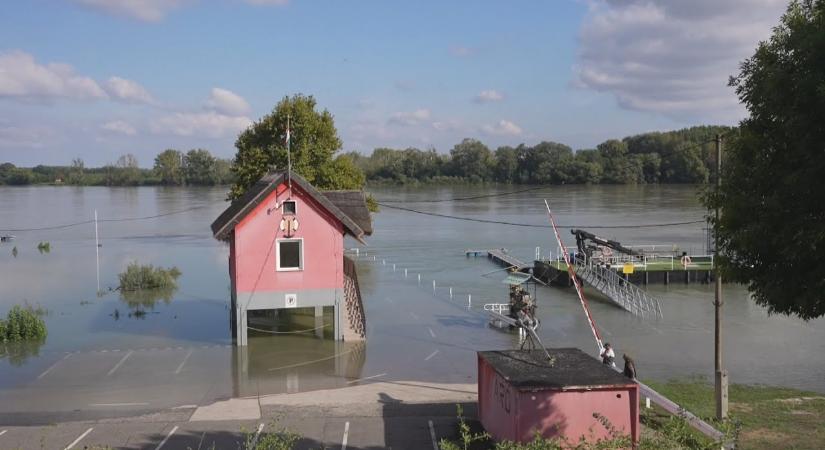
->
[573,256,663,319]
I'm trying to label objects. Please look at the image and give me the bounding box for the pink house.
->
[211,171,371,345]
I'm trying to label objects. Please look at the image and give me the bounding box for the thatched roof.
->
[211,171,370,243]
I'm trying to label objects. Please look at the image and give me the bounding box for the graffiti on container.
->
[494,373,512,414]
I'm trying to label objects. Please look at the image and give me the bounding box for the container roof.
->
[211,171,371,243]
[479,348,635,390]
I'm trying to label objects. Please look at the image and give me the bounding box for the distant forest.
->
[0,125,731,187]
[347,125,733,185]
[0,149,233,187]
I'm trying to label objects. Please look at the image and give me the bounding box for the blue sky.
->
[0,0,787,166]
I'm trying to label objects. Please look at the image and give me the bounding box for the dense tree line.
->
[0,149,232,186]
[346,125,733,185]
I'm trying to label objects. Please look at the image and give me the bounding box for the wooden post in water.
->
[714,134,729,420]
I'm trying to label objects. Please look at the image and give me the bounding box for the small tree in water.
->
[118,262,181,291]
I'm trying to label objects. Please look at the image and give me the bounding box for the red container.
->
[478,349,639,444]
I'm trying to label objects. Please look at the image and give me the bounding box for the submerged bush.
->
[0,305,48,343]
[118,262,181,291]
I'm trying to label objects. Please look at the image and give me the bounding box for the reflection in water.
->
[0,339,46,366]
[232,335,366,398]
[118,286,177,319]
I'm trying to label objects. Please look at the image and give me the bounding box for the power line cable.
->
[0,205,208,233]
[377,202,705,229]
[377,185,552,203]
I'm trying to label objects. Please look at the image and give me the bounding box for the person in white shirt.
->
[600,342,616,368]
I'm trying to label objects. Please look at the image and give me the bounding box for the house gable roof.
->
[211,171,369,243]
[322,190,373,236]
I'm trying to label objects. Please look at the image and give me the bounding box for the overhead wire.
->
[0,205,209,232]
[377,202,705,229]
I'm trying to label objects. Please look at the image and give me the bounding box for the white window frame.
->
[276,238,304,271]
[282,200,297,215]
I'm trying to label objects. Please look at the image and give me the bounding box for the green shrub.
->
[118,262,181,291]
[0,305,48,343]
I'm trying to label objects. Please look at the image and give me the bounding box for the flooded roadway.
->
[0,185,823,422]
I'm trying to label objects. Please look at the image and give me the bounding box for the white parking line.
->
[424,350,439,361]
[346,373,387,384]
[0,429,6,437]
[428,328,436,338]
[428,420,438,450]
[174,349,193,375]
[155,425,178,450]
[89,402,149,407]
[64,427,93,450]
[249,423,264,448]
[37,353,72,380]
[341,421,350,450]
[107,350,133,376]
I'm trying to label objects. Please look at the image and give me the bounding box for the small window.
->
[277,239,302,271]
[283,200,297,215]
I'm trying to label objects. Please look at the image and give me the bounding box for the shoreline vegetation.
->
[1,125,730,188]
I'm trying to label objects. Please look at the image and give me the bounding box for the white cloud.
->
[0,121,55,149]
[474,90,504,103]
[431,120,463,132]
[74,0,189,22]
[244,0,289,5]
[388,109,431,126]
[101,120,137,135]
[0,51,108,102]
[481,120,523,136]
[205,87,251,116]
[105,76,155,104]
[150,111,252,138]
[575,0,787,120]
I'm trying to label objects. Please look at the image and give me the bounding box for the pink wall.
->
[233,182,345,293]
[479,355,639,444]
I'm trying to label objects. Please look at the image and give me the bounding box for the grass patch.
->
[644,378,825,449]
[118,262,181,291]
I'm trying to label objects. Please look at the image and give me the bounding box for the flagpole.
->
[286,114,292,192]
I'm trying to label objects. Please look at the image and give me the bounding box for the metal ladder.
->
[573,257,663,319]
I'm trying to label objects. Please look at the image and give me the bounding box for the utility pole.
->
[715,134,728,420]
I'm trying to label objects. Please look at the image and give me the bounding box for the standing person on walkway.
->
[623,354,637,379]
[600,343,616,368]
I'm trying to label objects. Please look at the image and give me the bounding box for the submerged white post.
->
[94,209,100,294]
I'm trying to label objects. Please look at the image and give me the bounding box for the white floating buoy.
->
[449,287,453,298]
[404,268,408,278]
[432,280,436,290]
[382,259,386,265]
[468,294,472,307]
[393,264,396,272]
[417,274,421,284]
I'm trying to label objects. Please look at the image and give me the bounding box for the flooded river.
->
[0,184,823,419]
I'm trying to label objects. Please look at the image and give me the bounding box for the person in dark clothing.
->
[623,353,637,379]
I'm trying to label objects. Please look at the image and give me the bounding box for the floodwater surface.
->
[0,185,822,420]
